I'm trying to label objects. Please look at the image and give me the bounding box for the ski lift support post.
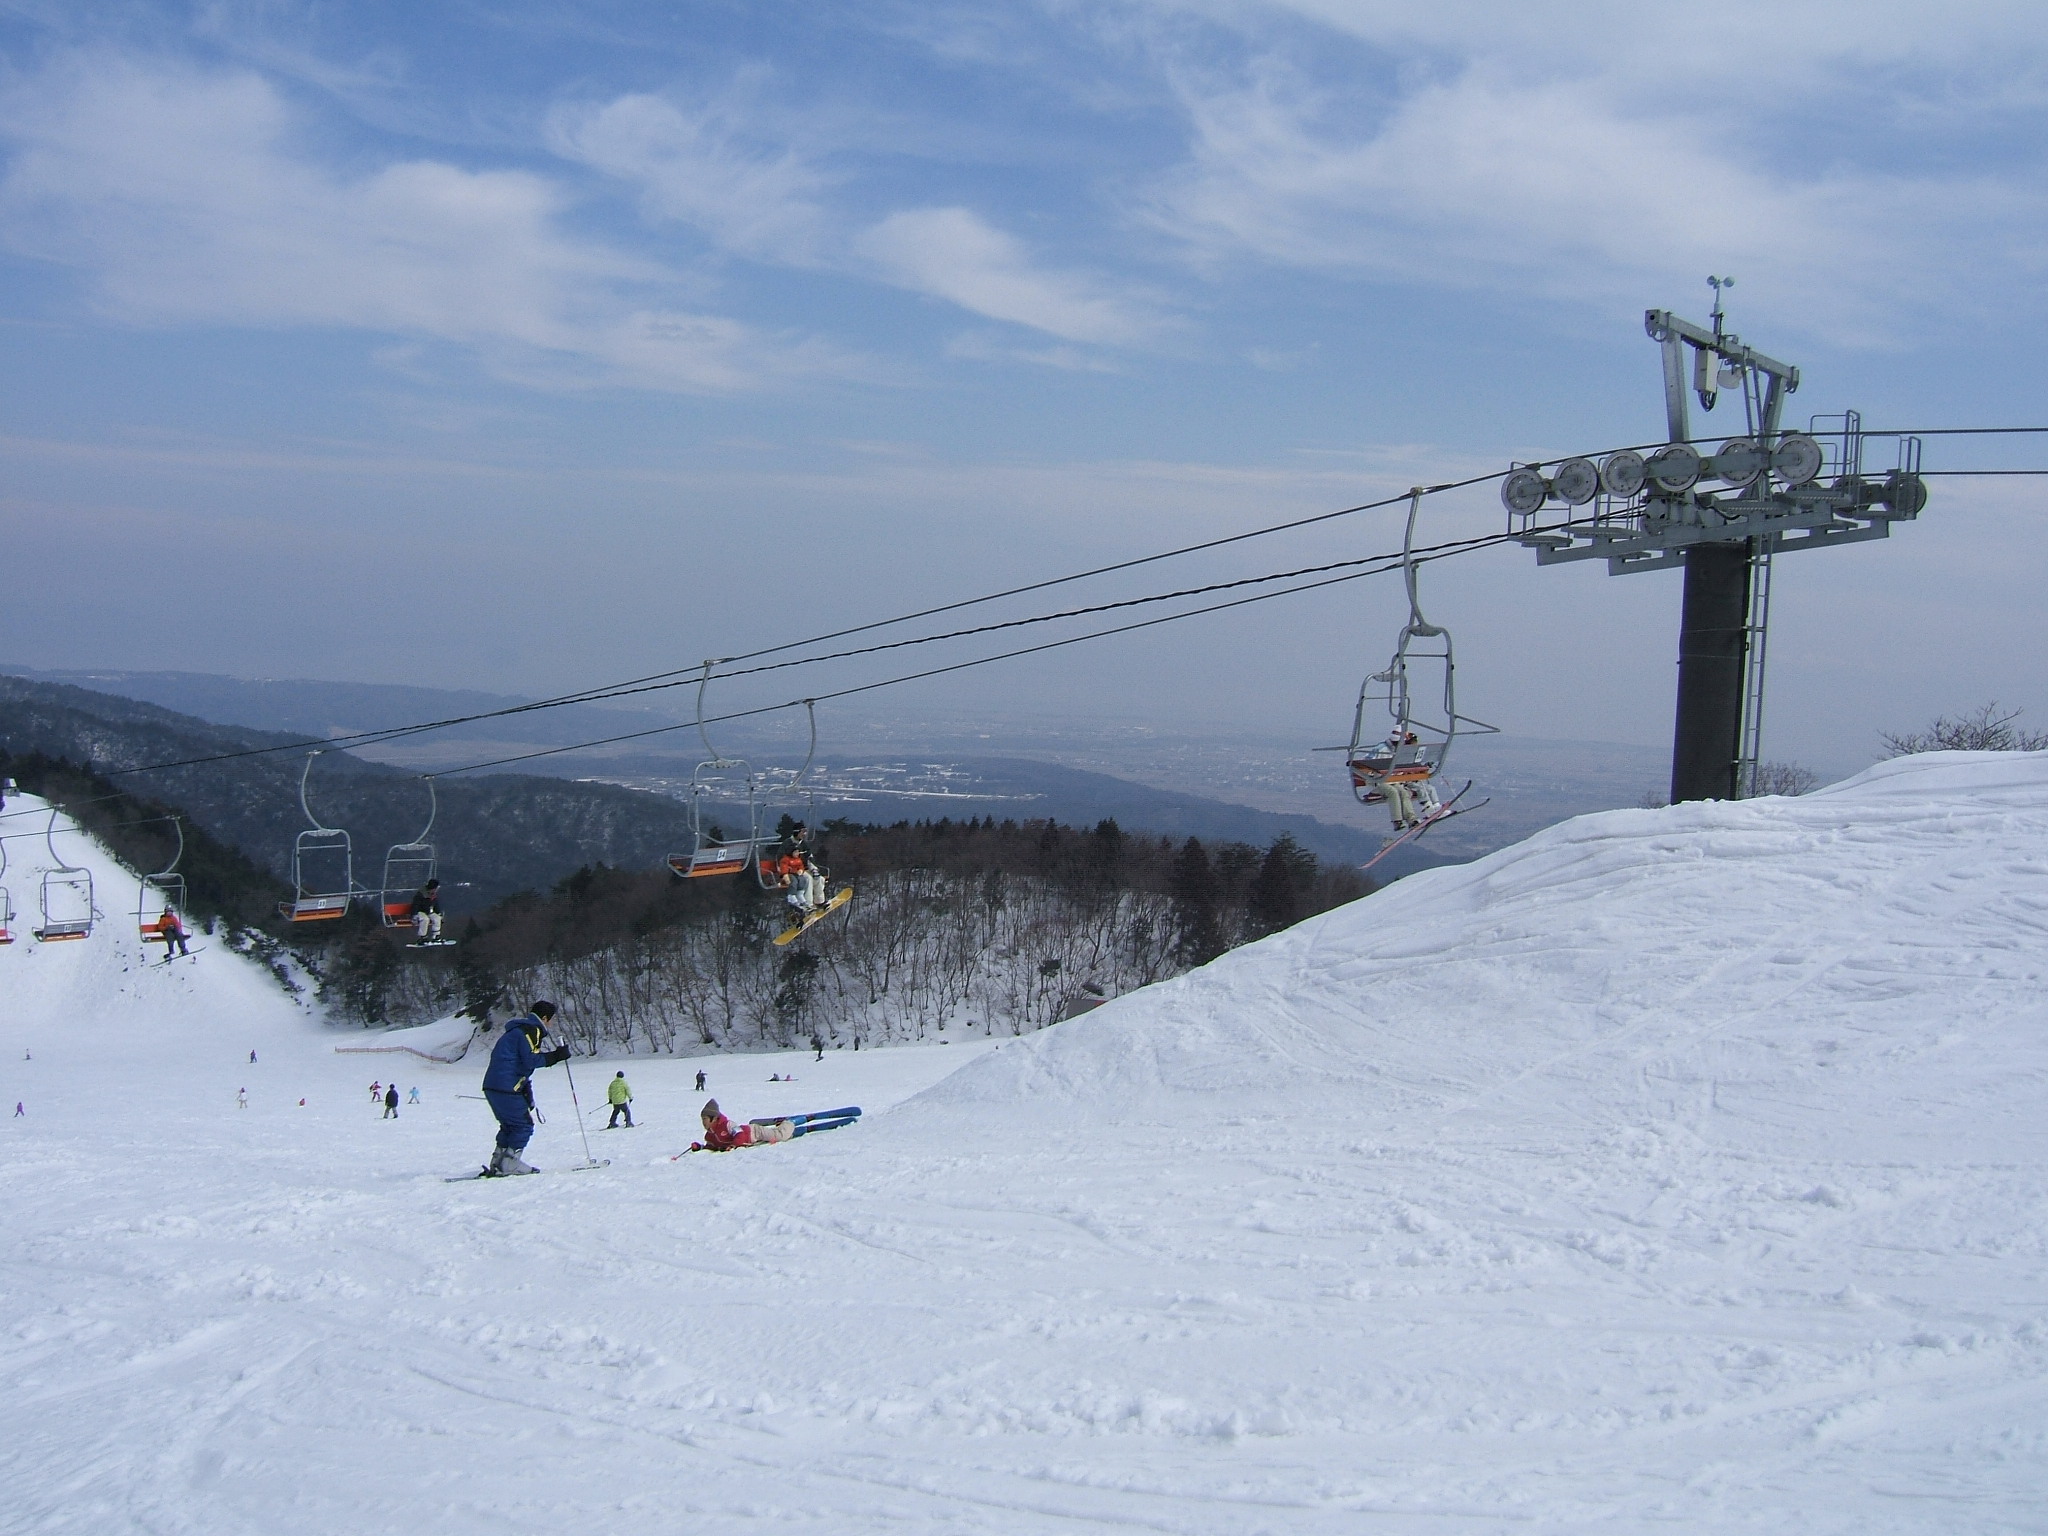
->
[137,815,188,943]
[380,777,438,927]
[35,806,97,941]
[282,751,355,921]
[1498,280,1926,803]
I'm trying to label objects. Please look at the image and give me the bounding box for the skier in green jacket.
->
[606,1070,634,1129]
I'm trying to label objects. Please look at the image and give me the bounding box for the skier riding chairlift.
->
[1339,486,1495,837]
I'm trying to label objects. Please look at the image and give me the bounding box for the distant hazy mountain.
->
[0,673,1435,902]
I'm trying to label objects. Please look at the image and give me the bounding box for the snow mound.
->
[331,1012,484,1062]
[917,749,2048,1122]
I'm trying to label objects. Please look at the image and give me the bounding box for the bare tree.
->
[1749,761,1820,797]
[1880,702,2048,758]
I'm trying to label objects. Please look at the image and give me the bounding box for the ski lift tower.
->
[1499,281,1927,803]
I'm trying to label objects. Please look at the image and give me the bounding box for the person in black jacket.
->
[411,879,445,943]
[479,1002,571,1175]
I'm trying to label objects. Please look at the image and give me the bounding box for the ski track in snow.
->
[3,756,2047,1533]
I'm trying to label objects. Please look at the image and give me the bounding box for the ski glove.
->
[542,1046,572,1067]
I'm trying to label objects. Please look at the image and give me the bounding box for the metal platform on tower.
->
[1496,282,1927,804]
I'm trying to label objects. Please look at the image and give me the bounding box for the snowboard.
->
[407,938,457,949]
[154,944,207,964]
[773,886,853,946]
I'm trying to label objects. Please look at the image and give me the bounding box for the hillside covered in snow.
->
[3,754,2045,1533]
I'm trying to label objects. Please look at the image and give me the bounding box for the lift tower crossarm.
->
[1645,309,1798,444]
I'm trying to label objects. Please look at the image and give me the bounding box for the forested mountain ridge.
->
[0,675,690,910]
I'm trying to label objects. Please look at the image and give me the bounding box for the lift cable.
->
[429,530,1530,778]
[98,502,1518,780]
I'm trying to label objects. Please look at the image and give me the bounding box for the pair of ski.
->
[670,1106,863,1158]
[445,1157,611,1182]
[1359,781,1487,874]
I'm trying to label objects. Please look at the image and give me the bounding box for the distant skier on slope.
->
[383,1084,399,1119]
[479,1002,571,1175]
[606,1071,634,1129]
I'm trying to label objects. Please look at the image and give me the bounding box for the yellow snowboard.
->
[773,886,853,946]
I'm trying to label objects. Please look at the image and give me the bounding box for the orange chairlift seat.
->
[34,807,97,941]
[280,752,355,922]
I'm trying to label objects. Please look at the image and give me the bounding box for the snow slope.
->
[3,758,2046,1533]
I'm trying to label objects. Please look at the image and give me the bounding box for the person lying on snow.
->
[692,1098,796,1152]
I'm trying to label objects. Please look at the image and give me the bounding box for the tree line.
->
[340,815,1372,1050]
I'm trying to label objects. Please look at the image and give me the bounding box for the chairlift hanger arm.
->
[297,752,343,836]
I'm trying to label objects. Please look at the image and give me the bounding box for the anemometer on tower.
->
[1499,279,1926,803]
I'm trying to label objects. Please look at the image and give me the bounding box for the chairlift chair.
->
[667,662,774,879]
[34,807,97,942]
[668,760,765,878]
[281,752,355,922]
[0,833,14,945]
[1343,488,1498,808]
[137,816,189,946]
[380,778,439,928]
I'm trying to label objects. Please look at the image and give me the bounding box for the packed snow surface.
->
[3,756,2047,1533]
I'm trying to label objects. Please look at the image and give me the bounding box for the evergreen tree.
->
[1246,836,1305,938]
[1170,837,1224,965]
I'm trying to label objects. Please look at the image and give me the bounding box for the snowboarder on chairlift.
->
[765,823,827,915]
[412,879,444,943]
[479,1001,571,1175]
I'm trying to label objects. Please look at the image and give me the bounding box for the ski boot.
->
[490,1146,540,1177]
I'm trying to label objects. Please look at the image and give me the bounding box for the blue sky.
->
[2,1,2045,772]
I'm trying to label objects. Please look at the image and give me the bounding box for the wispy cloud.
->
[1137,4,2048,339]
[0,55,847,391]
[858,206,1166,346]
[546,88,831,262]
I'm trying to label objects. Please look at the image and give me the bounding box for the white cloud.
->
[1135,4,2048,338]
[858,206,1165,345]
[545,90,830,261]
[552,86,1175,353]
[0,56,842,391]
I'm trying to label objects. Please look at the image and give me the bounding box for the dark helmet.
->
[530,1000,558,1021]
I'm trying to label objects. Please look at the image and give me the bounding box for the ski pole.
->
[559,1052,600,1169]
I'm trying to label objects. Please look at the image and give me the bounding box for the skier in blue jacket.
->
[480,1001,571,1175]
